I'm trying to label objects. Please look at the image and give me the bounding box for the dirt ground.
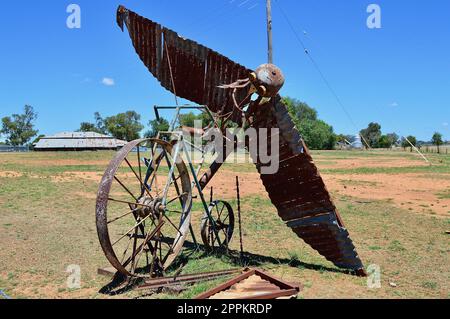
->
[0,150,448,299]
[323,173,450,217]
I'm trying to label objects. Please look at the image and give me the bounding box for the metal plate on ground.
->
[195,268,300,300]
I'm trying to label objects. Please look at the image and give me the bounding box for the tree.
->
[360,122,382,148]
[77,112,107,134]
[32,134,45,145]
[104,111,144,141]
[386,133,399,147]
[402,135,417,152]
[179,112,213,128]
[282,97,336,150]
[1,105,38,146]
[145,118,170,138]
[378,135,392,149]
[298,119,336,150]
[283,97,317,122]
[78,122,104,134]
[94,112,107,134]
[432,132,443,154]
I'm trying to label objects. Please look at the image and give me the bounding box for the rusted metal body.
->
[195,268,300,299]
[112,5,365,276]
[248,96,365,275]
[117,5,250,123]
[250,64,285,98]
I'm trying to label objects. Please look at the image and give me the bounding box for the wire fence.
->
[0,145,30,153]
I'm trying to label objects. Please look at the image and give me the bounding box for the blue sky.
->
[0,0,449,141]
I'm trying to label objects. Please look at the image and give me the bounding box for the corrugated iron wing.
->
[248,95,365,275]
[117,5,250,120]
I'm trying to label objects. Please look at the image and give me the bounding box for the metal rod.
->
[182,140,222,246]
[236,176,244,259]
[138,268,242,289]
[266,0,273,64]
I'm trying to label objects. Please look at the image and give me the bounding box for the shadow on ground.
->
[99,239,353,296]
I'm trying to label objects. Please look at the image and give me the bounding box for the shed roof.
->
[34,132,128,150]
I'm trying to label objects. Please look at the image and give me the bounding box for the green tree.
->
[78,112,108,134]
[145,118,170,138]
[386,133,399,147]
[94,112,107,134]
[378,135,393,149]
[402,135,417,152]
[282,97,336,150]
[1,105,38,146]
[360,122,382,148]
[283,97,318,122]
[298,119,336,150]
[32,134,45,145]
[179,112,213,128]
[104,111,144,141]
[78,122,104,134]
[432,132,443,154]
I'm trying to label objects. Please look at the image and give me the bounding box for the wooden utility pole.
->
[266,0,273,64]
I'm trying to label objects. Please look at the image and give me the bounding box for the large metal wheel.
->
[96,139,192,278]
[200,200,235,250]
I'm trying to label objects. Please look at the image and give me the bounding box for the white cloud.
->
[101,77,115,86]
[443,122,449,127]
[390,102,399,107]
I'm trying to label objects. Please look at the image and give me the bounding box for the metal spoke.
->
[165,210,184,215]
[137,145,142,182]
[218,204,225,220]
[163,214,183,236]
[124,157,153,199]
[148,150,164,197]
[108,208,139,224]
[166,192,188,206]
[108,197,150,209]
[124,221,165,269]
[130,225,139,273]
[112,214,152,247]
[120,232,134,264]
[114,176,138,201]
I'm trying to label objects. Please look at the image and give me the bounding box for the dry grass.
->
[0,150,448,299]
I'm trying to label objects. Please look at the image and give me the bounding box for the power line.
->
[183,1,234,33]
[273,0,371,148]
[190,0,259,38]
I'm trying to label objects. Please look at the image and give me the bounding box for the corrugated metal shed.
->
[34,132,128,151]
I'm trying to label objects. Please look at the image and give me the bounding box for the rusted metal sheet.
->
[117,6,250,121]
[248,96,365,275]
[195,268,300,299]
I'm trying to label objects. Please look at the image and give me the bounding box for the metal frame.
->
[194,268,300,299]
[149,105,225,248]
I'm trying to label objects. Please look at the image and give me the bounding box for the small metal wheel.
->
[96,139,192,278]
[200,200,235,250]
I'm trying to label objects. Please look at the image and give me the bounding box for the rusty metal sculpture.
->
[95,5,365,279]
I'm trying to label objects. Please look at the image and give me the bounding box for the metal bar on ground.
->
[138,268,243,290]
